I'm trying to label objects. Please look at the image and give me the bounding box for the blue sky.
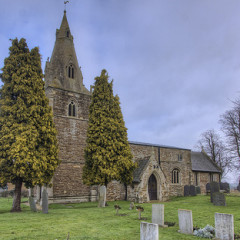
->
[1,0,240,181]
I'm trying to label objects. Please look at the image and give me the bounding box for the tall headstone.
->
[210,182,220,203]
[220,182,230,193]
[178,209,193,234]
[140,222,159,240]
[184,185,190,196]
[28,196,37,212]
[189,185,196,196]
[42,188,48,214]
[98,185,106,208]
[152,204,165,227]
[215,213,234,240]
[212,192,226,206]
[206,183,211,194]
[195,186,201,195]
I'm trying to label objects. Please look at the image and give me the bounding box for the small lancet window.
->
[66,30,70,38]
[68,101,76,117]
[172,168,180,184]
[68,64,74,79]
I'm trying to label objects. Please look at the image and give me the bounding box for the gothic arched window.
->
[68,101,76,117]
[172,168,180,184]
[68,64,74,79]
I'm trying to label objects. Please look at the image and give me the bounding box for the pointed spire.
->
[57,10,72,39]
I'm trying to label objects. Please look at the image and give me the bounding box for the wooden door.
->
[148,174,157,200]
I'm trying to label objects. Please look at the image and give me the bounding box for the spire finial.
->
[64,1,69,12]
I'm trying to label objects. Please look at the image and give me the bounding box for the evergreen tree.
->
[0,38,59,212]
[83,70,135,199]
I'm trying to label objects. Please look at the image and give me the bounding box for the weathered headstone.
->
[184,185,190,196]
[98,185,106,208]
[42,188,48,214]
[215,213,234,240]
[140,222,159,240]
[189,185,196,196]
[90,189,97,202]
[206,183,211,195]
[29,196,37,212]
[220,182,230,193]
[236,183,240,192]
[129,202,135,210]
[178,209,193,234]
[195,186,201,194]
[213,192,226,206]
[210,182,220,203]
[152,204,165,227]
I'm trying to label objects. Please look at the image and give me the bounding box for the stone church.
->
[40,11,221,203]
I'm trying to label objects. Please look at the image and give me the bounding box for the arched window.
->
[68,101,76,117]
[172,168,180,184]
[66,30,70,38]
[68,64,74,79]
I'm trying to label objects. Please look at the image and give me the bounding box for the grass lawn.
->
[0,194,239,240]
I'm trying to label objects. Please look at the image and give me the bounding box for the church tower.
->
[44,10,93,203]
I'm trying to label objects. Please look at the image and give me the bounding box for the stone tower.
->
[44,10,93,203]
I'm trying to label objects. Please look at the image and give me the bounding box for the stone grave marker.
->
[206,183,211,195]
[210,182,220,203]
[178,209,193,234]
[195,186,201,195]
[213,192,226,206]
[215,213,234,240]
[152,204,166,227]
[184,185,190,196]
[129,202,134,210]
[220,182,230,193]
[98,185,106,208]
[42,188,48,214]
[140,222,159,240]
[237,183,240,192]
[189,185,196,196]
[29,196,37,212]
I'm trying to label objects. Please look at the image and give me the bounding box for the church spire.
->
[44,10,89,94]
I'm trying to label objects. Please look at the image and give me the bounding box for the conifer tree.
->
[83,70,135,200]
[0,38,59,212]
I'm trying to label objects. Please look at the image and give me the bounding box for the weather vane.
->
[64,1,69,11]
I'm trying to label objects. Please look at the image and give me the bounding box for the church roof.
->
[191,151,222,173]
[133,156,151,183]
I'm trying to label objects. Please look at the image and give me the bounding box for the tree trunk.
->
[124,183,128,201]
[11,179,22,212]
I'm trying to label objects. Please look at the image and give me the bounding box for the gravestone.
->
[206,183,211,194]
[140,222,159,240]
[210,182,220,203]
[42,188,48,214]
[237,183,240,192]
[152,204,165,227]
[129,202,134,210]
[184,185,190,196]
[220,182,230,193]
[195,186,201,194]
[215,213,234,240]
[189,185,196,196]
[213,192,226,206]
[178,209,193,234]
[29,196,37,212]
[98,186,106,208]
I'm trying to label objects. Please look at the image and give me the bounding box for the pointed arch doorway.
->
[148,174,157,200]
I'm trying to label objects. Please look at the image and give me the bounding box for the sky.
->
[1,0,240,181]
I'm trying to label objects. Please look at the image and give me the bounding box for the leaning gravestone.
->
[213,192,226,206]
[140,222,159,240]
[98,186,106,208]
[129,202,134,210]
[210,182,220,203]
[184,185,190,197]
[152,204,165,227]
[178,209,193,234]
[42,188,48,214]
[29,196,37,212]
[189,185,196,196]
[215,213,234,240]
[220,182,230,193]
[195,186,201,195]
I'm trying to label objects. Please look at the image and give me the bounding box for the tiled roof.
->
[133,157,151,183]
[191,151,221,173]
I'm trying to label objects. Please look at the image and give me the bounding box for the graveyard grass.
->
[0,194,240,239]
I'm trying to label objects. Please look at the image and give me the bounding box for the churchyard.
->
[0,194,240,239]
